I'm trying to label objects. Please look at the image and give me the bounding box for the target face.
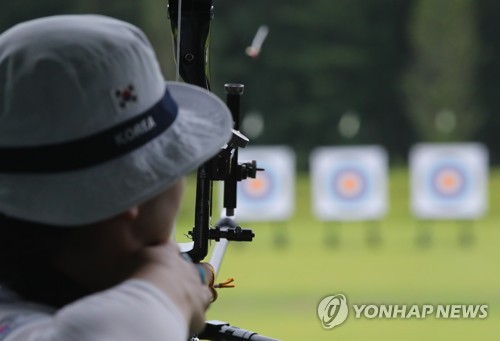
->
[229,146,295,222]
[410,143,488,219]
[239,166,275,203]
[330,167,368,201]
[430,164,467,199]
[311,146,388,221]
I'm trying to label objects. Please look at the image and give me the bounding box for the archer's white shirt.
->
[0,280,188,340]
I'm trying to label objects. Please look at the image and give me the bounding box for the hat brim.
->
[0,82,233,226]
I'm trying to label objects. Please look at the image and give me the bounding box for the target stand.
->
[410,143,487,249]
[311,146,388,249]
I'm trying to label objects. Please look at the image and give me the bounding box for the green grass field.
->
[175,168,500,340]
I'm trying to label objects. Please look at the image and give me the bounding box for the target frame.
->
[311,146,388,221]
[410,143,488,220]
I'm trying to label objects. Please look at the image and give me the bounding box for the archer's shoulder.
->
[0,286,54,340]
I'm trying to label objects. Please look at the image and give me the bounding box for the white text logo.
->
[318,294,489,330]
[353,304,488,319]
[114,116,157,146]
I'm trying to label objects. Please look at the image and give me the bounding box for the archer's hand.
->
[196,262,217,302]
[131,240,212,334]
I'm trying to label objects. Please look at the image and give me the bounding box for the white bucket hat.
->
[0,15,232,226]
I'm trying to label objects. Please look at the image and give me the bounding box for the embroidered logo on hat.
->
[114,84,138,108]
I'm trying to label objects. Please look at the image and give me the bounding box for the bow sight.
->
[186,83,263,262]
[168,0,262,262]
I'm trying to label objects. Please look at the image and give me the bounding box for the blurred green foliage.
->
[2,0,500,166]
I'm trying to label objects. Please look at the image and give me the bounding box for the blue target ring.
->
[427,162,469,201]
[329,166,370,204]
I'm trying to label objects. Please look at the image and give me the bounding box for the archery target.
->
[430,164,467,200]
[330,167,369,201]
[240,165,276,203]
[311,146,388,221]
[410,143,488,219]
[231,146,295,221]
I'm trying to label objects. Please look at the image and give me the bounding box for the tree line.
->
[2,0,500,167]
